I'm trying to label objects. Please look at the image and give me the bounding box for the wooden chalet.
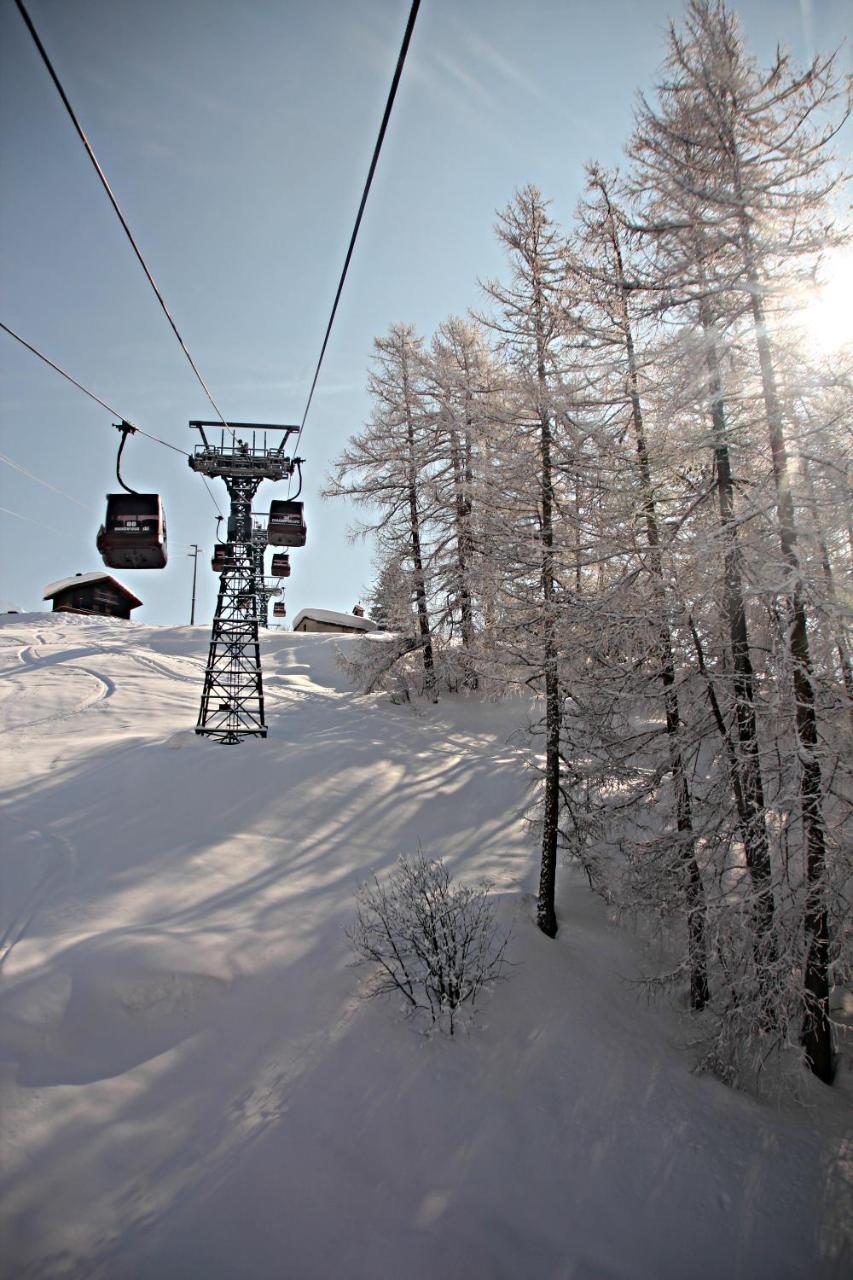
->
[43,572,142,620]
[291,608,376,635]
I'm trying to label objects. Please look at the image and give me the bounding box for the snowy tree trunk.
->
[623,308,709,1009]
[404,407,437,701]
[448,410,477,688]
[597,183,710,1008]
[479,186,569,938]
[701,316,779,1002]
[802,458,853,715]
[536,338,561,939]
[739,248,834,1082]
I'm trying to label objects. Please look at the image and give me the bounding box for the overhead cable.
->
[0,321,225,517]
[13,0,235,441]
[1,321,184,454]
[290,0,421,461]
[0,448,97,512]
[0,504,73,536]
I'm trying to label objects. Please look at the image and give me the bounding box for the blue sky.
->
[1,0,848,624]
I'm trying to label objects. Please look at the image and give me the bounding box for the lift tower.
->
[252,520,272,628]
[189,421,298,744]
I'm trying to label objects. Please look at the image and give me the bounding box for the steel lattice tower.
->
[189,421,297,744]
[252,521,271,628]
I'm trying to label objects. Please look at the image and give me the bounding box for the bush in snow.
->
[337,632,419,700]
[349,853,511,1035]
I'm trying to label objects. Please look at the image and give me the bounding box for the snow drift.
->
[0,613,849,1278]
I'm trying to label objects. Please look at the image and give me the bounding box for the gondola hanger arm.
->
[114,420,138,494]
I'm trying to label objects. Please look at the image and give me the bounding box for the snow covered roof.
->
[43,572,142,607]
[292,608,377,632]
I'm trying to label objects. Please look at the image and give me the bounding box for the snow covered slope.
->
[0,614,849,1279]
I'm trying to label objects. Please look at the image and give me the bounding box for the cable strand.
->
[289,0,421,463]
[0,448,97,512]
[0,320,225,518]
[13,0,235,442]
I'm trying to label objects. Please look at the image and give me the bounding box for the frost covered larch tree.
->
[479,185,573,938]
[423,317,498,689]
[325,324,438,700]
[634,0,848,1082]
[570,165,710,1009]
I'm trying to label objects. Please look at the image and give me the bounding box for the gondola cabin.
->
[270,553,291,578]
[97,494,167,570]
[267,500,306,548]
[211,543,238,572]
[273,602,286,618]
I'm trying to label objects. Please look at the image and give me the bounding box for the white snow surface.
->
[0,613,849,1279]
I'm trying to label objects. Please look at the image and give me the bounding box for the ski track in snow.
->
[0,820,76,971]
[0,613,850,1280]
[0,652,116,737]
[124,649,206,686]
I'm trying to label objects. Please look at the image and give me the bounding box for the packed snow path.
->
[0,614,849,1279]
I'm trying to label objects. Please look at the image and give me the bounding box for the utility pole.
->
[188,544,200,625]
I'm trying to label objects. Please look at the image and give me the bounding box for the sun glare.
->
[795,248,853,356]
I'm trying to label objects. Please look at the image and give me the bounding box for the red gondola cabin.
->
[267,501,306,548]
[97,493,167,570]
[211,543,238,572]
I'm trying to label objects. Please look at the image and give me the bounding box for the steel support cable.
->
[13,0,235,443]
[0,448,97,512]
[0,320,225,517]
[199,479,225,524]
[1,321,183,453]
[287,0,421,471]
[0,504,73,536]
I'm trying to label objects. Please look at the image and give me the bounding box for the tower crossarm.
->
[188,421,299,482]
[188,448,293,482]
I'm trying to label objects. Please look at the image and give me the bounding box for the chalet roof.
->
[43,572,143,608]
[292,608,376,632]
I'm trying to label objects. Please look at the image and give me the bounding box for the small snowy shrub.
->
[349,853,511,1034]
[336,635,418,698]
